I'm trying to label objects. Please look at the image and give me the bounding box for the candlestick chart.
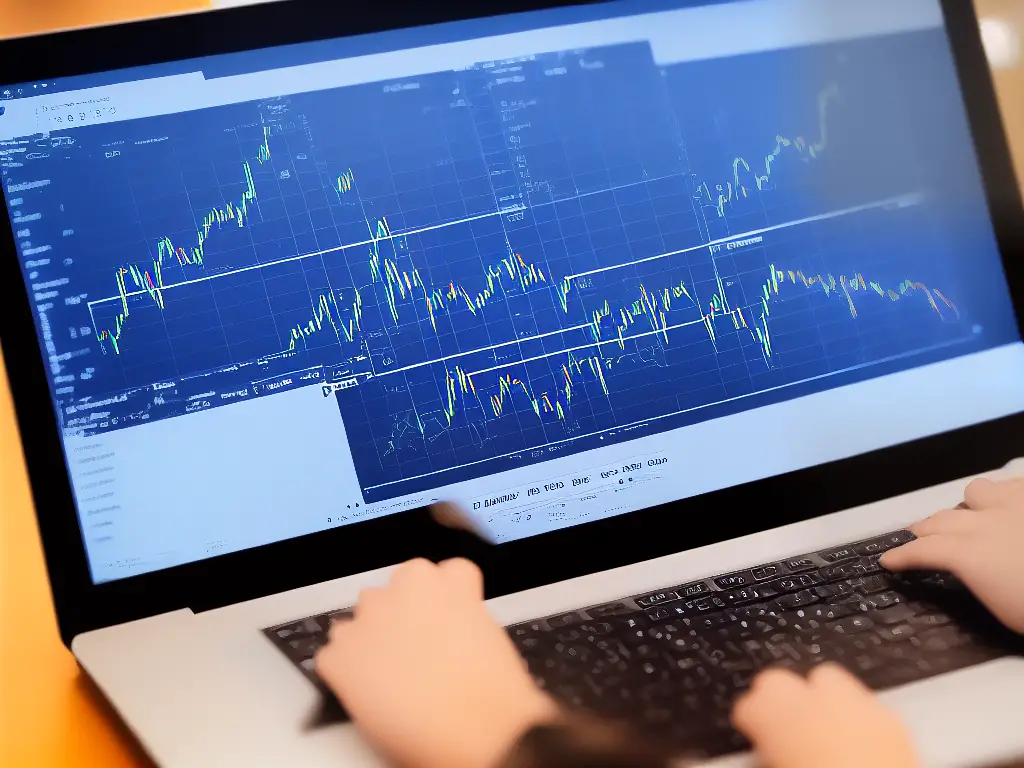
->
[8,33,1005,503]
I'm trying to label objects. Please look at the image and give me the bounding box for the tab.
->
[472,490,521,512]
[252,365,324,395]
[0,73,207,142]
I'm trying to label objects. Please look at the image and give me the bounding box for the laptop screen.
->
[2,0,1022,583]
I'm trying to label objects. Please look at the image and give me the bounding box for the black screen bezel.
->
[1,0,1022,647]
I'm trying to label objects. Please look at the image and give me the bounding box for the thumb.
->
[880,535,963,573]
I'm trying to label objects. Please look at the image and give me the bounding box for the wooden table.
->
[1,2,1023,766]
[0,7,207,768]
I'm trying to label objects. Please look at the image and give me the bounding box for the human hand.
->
[880,477,1024,633]
[732,663,917,768]
[315,558,559,768]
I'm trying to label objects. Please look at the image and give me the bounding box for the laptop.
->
[3,0,1024,765]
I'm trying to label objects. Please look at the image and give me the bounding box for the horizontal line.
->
[529,170,685,206]
[374,322,595,378]
[364,336,968,490]
[563,193,924,281]
[467,318,707,377]
[88,171,690,308]
[87,206,524,307]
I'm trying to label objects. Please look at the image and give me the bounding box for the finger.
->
[879,534,965,572]
[438,557,484,601]
[963,477,1024,510]
[733,669,814,767]
[328,614,352,642]
[389,558,437,589]
[732,668,809,735]
[315,626,351,679]
[807,662,872,702]
[352,586,387,618]
[908,507,980,538]
[431,501,475,532]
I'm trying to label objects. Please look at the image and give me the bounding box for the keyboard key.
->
[850,633,885,652]
[732,604,781,620]
[652,603,693,621]
[769,573,822,593]
[815,582,856,599]
[615,615,647,632]
[875,624,915,642]
[851,556,883,576]
[918,573,965,591]
[849,652,888,675]
[751,565,782,581]
[909,612,953,628]
[301,617,323,633]
[688,596,728,613]
[775,590,819,609]
[873,604,917,625]
[853,541,889,557]
[820,563,857,581]
[510,623,546,639]
[633,643,661,659]
[918,626,973,652]
[548,612,583,628]
[829,615,875,634]
[589,602,636,618]
[805,603,855,621]
[715,572,754,589]
[287,637,320,657]
[677,581,712,598]
[784,557,818,573]
[695,612,732,629]
[720,587,763,606]
[855,531,915,556]
[876,643,918,662]
[556,642,593,662]
[637,591,679,607]
[777,611,824,633]
[819,546,858,563]
[861,591,903,610]
[854,575,892,594]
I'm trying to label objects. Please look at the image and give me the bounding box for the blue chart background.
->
[7,30,1019,503]
[336,31,1017,501]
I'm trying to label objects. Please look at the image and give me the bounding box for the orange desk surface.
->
[0,6,207,768]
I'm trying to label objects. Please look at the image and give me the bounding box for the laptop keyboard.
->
[263,530,1021,758]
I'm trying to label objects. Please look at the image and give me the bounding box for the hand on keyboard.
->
[882,477,1024,633]
[265,507,1020,764]
[314,558,559,768]
[733,663,917,768]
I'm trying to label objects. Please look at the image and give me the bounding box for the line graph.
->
[329,36,987,500]
[93,128,362,354]
[7,33,1008,505]
[89,155,925,363]
[559,193,921,283]
[693,83,841,217]
[428,260,959,429]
